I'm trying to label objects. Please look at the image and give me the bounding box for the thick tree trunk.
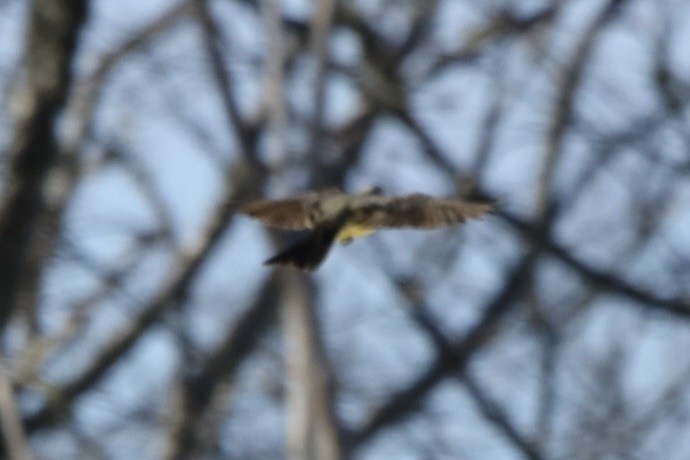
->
[0,0,89,333]
[280,271,342,460]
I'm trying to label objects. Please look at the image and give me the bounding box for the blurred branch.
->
[193,0,262,170]
[12,232,155,387]
[0,0,88,334]
[462,373,542,460]
[653,7,690,115]
[535,0,629,215]
[500,211,690,319]
[260,0,288,163]
[164,273,282,460]
[304,0,335,168]
[0,361,31,460]
[11,0,190,334]
[24,160,260,433]
[425,5,558,80]
[394,109,458,177]
[533,314,559,446]
[113,145,177,244]
[407,302,544,460]
[67,0,190,153]
[350,252,538,449]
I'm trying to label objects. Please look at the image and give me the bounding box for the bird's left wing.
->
[351,193,493,229]
[238,189,340,230]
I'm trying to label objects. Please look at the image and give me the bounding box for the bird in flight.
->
[239,187,494,271]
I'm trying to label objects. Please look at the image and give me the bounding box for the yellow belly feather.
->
[335,223,374,243]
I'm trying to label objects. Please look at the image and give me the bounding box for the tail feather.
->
[265,227,337,271]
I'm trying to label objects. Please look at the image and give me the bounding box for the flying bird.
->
[239,187,494,271]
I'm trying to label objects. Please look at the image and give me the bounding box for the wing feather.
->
[238,189,340,230]
[352,194,493,229]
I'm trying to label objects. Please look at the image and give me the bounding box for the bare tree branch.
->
[350,253,538,449]
[165,273,282,460]
[193,0,262,170]
[24,160,260,433]
[0,361,31,460]
[0,0,88,333]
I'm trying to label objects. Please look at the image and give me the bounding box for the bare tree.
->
[1,0,689,459]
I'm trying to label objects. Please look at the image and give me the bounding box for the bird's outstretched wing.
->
[351,194,493,229]
[238,189,340,230]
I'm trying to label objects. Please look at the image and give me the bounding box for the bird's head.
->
[359,185,384,196]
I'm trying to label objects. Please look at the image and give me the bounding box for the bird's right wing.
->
[238,189,340,230]
[352,193,494,229]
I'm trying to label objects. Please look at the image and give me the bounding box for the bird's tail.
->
[265,227,338,271]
